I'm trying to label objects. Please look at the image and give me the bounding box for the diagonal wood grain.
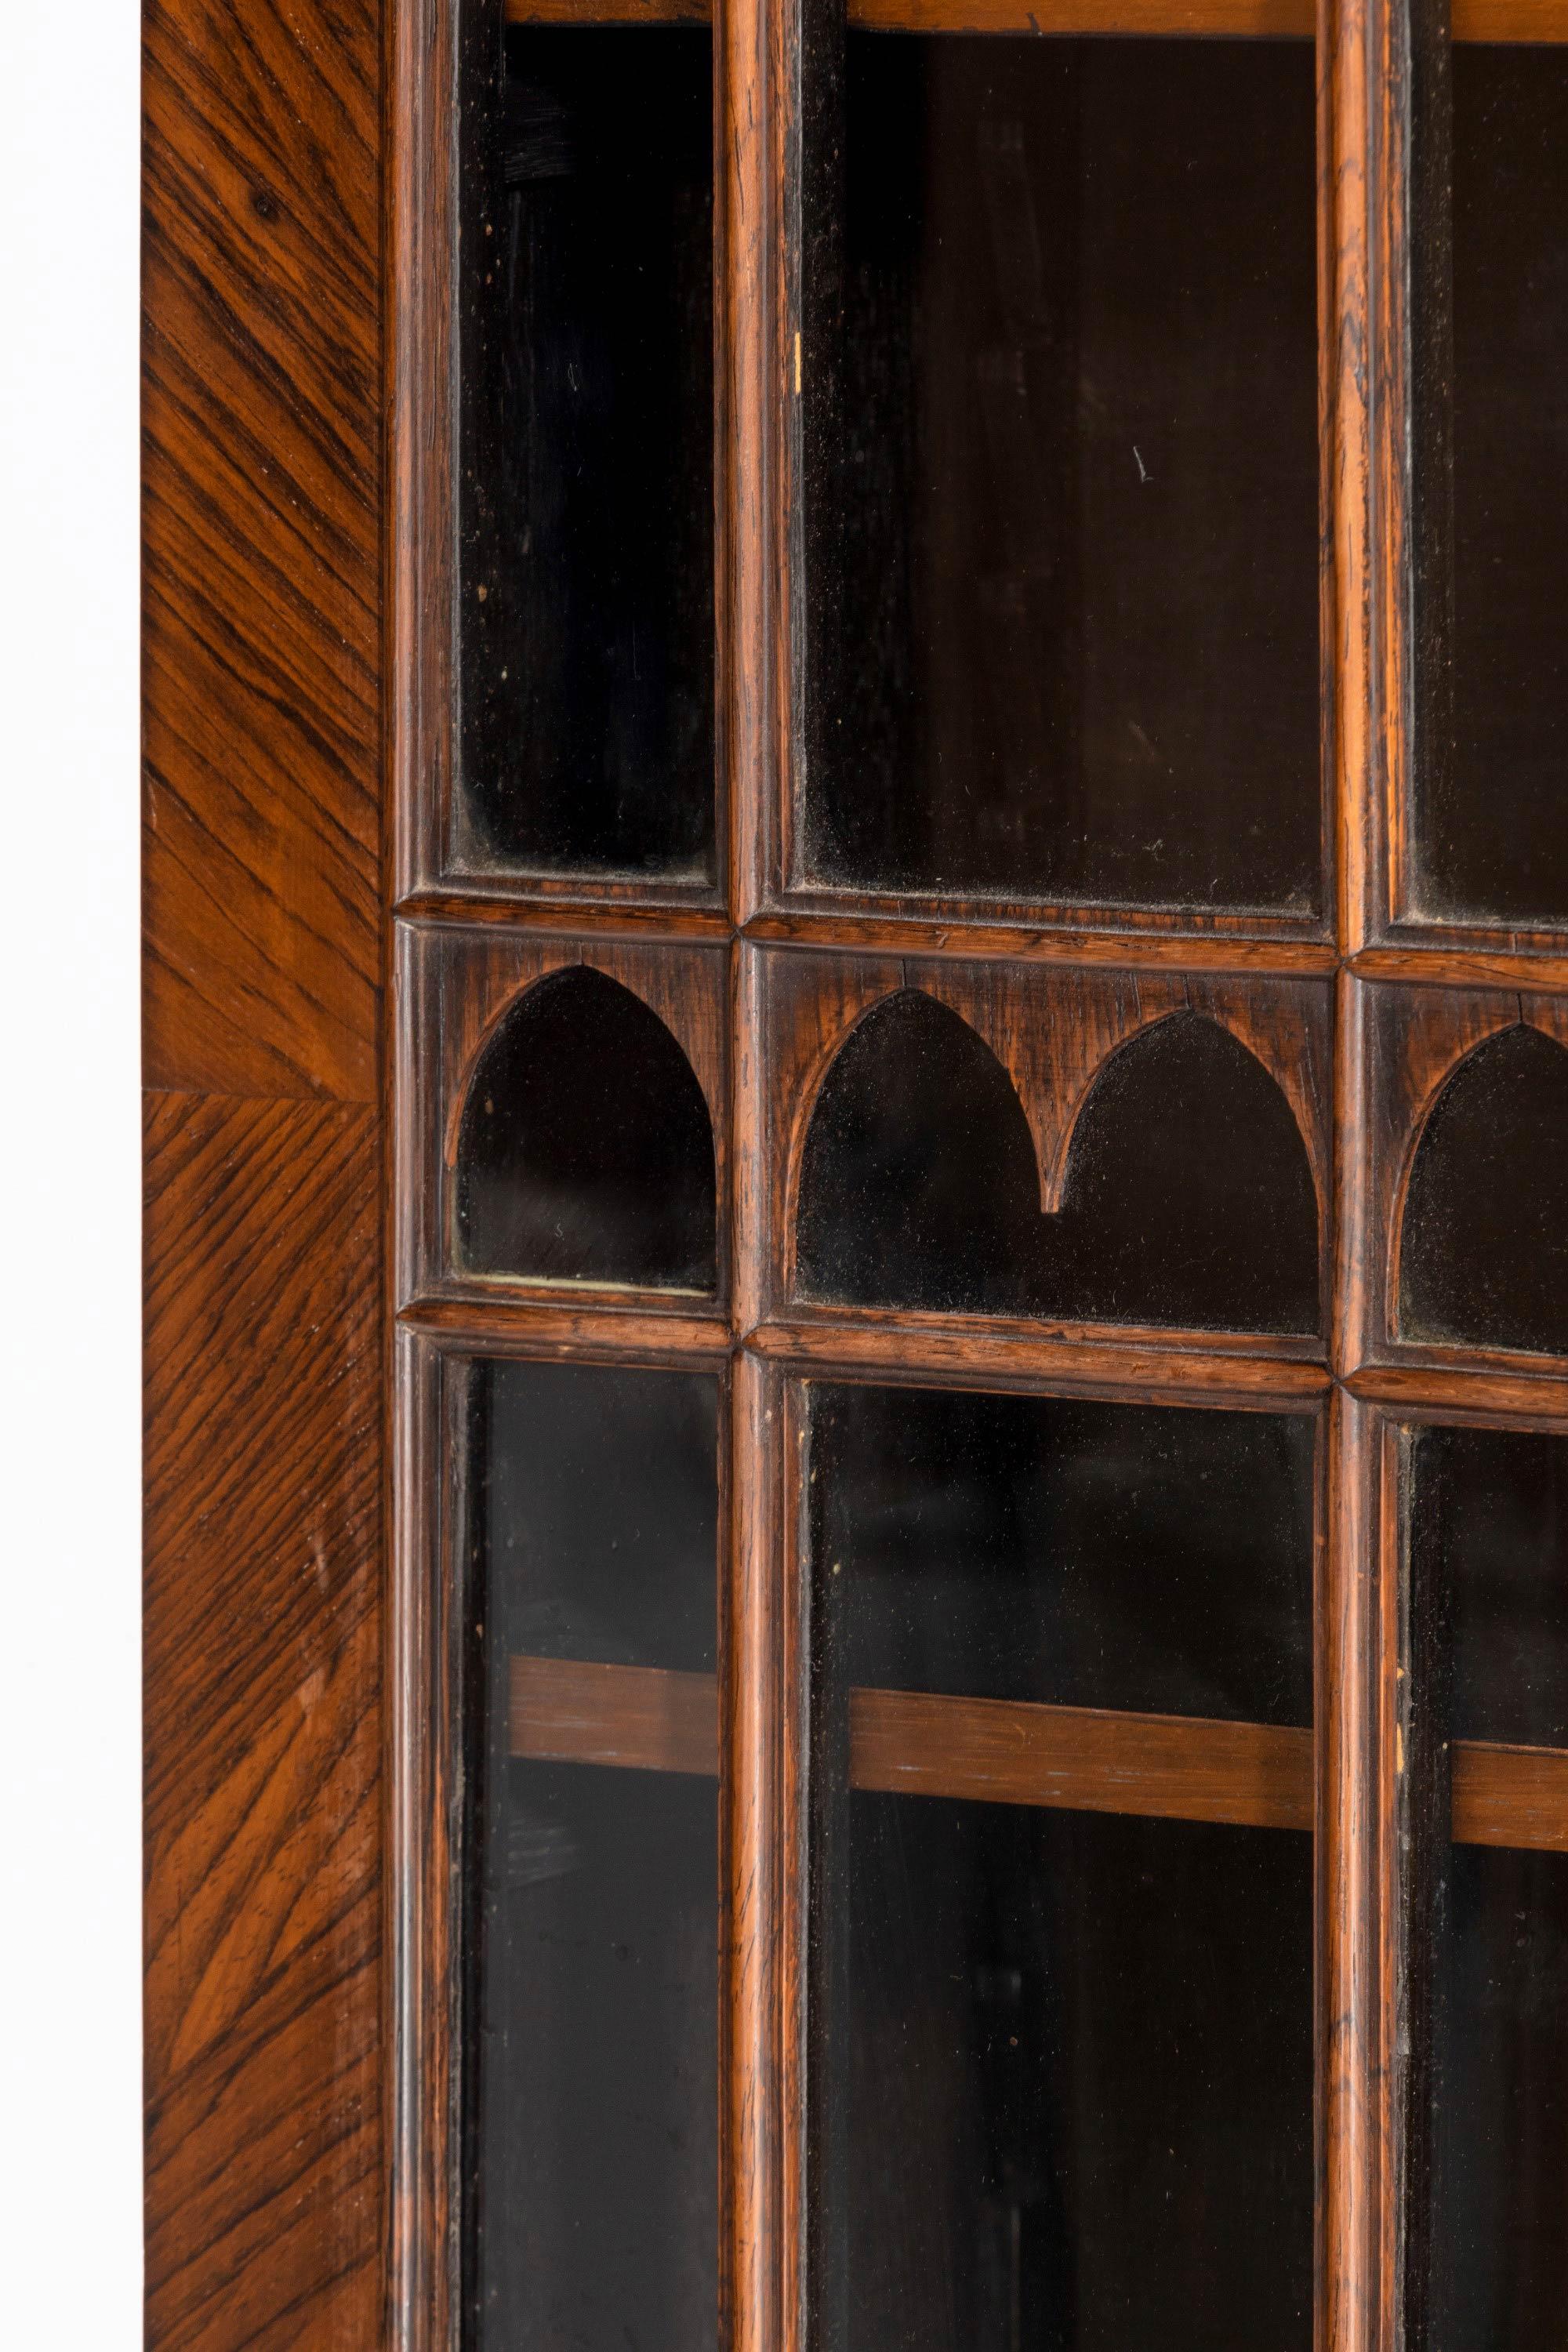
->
[143,0,382,1102]
[144,1092,383,2352]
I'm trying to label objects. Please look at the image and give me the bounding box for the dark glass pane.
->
[796,996,1319,1334]
[468,1361,719,2352]
[1414,49,1568,927]
[808,1384,1316,2352]
[1399,1025,1568,1356]
[479,1359,720,1674]
[1410,1425,1568,1749]
[1428,1846,1568,2352]
[459,26,715,878]
[801,37,1319,913]
[1410,1426,1568,2352]
[456,967,717,1291]
[811,1800,1313,2352]
[811,1384,1315,1726]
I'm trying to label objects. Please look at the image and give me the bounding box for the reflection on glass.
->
[1415,49,1568,927]
[456,967,718,1293]
[801,36,1319,913]
[1412,1425,1568,2352]
[467,1362,719,2352]
[808,1383,1316,2352]
[459,27,715,877]
[1399,1025,1568,1357]
[796,997,1319,1334]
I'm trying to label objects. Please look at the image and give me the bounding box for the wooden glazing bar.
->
[387,902,1568,985]
[397,1296,734,1362]
[746,909,1340,972]
[750,1310,1330,1407]
[726,1352,792,2352]
[508,0,1568,34]
[1321,1392,1396,2352]
[1350,943,1568,995]
[389,1330,456,2352]
[1328,0,1384,954]
[719,0,786,923]
[394,888,735,938]
[1346,1362,1568,1429]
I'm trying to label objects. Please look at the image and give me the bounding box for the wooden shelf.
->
[510,1656,1568,1850]
[504,0,1568,42]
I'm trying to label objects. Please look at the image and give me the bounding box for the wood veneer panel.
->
[143,0,381,1102]
[144,1093,383,2352]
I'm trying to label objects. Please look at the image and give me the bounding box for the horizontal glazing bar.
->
[506,0,1568,39]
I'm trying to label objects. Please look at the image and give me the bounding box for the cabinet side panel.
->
[142,0,387,2336]
[143,0,382,1102]
[144,1094,383,2352]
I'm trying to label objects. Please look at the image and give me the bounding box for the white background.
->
[1,1,143,2339]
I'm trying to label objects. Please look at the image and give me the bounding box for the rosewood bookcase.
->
[142,0,1568,2345]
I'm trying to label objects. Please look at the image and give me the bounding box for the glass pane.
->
[800,36,1319,914]
[1411,1425,1568,1748]
[1414,49,1568,927]
[812,1385,1315,1725]
[467,1362,719,2352]
[1411,1425,1568,2352]
[808,1383,1316,2352]
[456,967,718,1294]
[459,26,715,879]
[796,996,1319,1335]
[1399,1025,1568,1358]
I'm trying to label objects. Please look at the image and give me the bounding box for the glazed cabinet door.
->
[383,2,1568,2351]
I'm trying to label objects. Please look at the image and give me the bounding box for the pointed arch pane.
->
[457,966,717,1290]
[796,997,1319,1333]
[1400,1025,1568,1356]
[795,990,1044,1316]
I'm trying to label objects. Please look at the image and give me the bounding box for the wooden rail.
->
[510,1655,1568,1850]
[505,0,1568,40]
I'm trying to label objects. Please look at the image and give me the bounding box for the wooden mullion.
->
[726,1351,796,2352]
[1321,1392,1399,2352]
[389,1326,463,2352]
[720,0,787,925]
[1323,0,1414,2318]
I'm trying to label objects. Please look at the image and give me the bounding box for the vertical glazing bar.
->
[727,1350,793,2352]
[389,1328,459,2352]
[720,0,788,922]
[1323,1390,1399,2352]
[1330,0,1411,954]
[1327,0,1408,2324]
[721,0,796,2314]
